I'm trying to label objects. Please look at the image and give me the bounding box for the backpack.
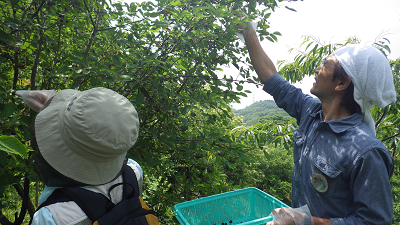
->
[30,165,164,225]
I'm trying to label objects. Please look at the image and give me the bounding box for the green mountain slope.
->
[233,100,293,126]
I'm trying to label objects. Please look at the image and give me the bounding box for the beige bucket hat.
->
[33,87,139,185]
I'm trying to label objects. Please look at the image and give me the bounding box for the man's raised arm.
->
[241,23,277,84]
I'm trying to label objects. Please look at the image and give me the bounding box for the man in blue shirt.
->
[238,22,396,225]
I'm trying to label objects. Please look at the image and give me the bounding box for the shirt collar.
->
[309,104,363,133]
[323,113,363,133]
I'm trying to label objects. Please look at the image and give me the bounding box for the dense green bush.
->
[0,0,295,223]
[1,0,398,223]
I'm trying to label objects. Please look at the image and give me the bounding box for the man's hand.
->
[237,21,256,39]
[267,206,315,225]
[232,10,256,39]
[16,90,55,112]
[231,9,277,83]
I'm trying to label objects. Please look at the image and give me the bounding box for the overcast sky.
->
[230,0,400,109]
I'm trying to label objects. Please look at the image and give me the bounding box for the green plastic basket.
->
[173,187,290,225]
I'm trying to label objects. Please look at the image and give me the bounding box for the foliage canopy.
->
[1,0,399,223]
[0,0,296,223]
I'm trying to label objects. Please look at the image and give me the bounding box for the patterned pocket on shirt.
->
[310,156,341,197]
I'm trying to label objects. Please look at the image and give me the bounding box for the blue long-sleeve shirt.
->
[264,73,394,225]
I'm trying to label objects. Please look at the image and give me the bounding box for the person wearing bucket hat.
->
[17,88,144,225]
[236,21,395,225]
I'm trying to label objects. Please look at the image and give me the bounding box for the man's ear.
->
[335,76,352,92]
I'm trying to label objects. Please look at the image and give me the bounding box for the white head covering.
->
[334,44,396,135]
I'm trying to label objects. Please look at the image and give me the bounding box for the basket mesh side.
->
[176,189,286,225]
[179,192,251,225]
[253,193,276,219]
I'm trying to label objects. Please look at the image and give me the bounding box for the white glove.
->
[267,205,314,225]
[233,9,258,42]
[236,21,257,42]
[16,90,56,112]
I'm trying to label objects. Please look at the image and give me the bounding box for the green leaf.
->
[0,57,7,64]
[236,85,243,91]
[112,55,121,65]
[189,141,197,150]
[270,34,278,42]
[128,33,133,42]
[0,86,6,102]
[170,0,181,6]
[66,56,81,63]
[248,0,257,13]
[181,105,191,115]
[1,102,15,118]
[144,12,159,17]
[136,93,144,105]
[0,172,18,188]
[232,63,240,70]
[209,93,218,100]
[193,6,208,15]
[19,115,32,126]
[285,6,297,12]
[0,151,7,165]
[0,30,9,42]
[179,117,188,127]
[265,36,274,42]
[0,136,27,158]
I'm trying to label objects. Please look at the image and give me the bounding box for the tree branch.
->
[176,76,189,95]
[83,9,102,58]
[382,133,400,142]
[47,22,64,89]
[13,178,35,218]
[8,0,46,36]
[12,51,19,90]
[30,0,46,20]
[0,212,12,225]
[375,111,386,128]
[13,186,26,224]
[83,0,95,26]
[11,176,33,224]
[31,36,42,90]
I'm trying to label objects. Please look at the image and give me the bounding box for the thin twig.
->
[375,111,386,128]
[382,133,400,142]
[82,0,95,26]
[30,0,46,20]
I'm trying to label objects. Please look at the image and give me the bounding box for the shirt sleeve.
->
[331,148,394,225]
[127,158,144,196]
[31,207,57,225]
[263,73,319,124]
[38,186,60,205]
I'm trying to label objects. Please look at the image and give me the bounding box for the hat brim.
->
[35,89,126,185]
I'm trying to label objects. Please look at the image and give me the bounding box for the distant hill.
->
[233,100,292,126]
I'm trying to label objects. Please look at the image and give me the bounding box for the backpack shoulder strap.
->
[121,164,140,199]
[30,164,141,225]
[39,186,110,222]
[59,165,139,221]
[28,189,79,225]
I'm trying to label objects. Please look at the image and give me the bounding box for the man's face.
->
[310,54,338,99]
